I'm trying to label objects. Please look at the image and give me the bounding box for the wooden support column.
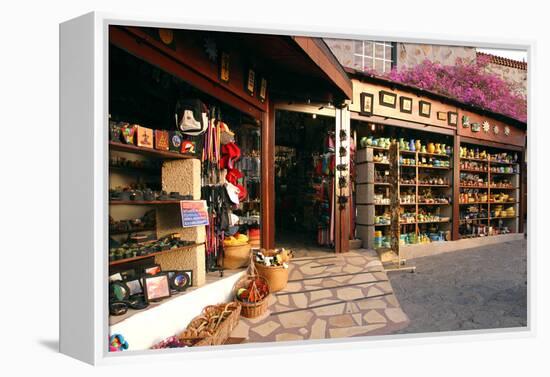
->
[261,100,275,250]
[335,106,351,253]
[452,134,461,240]
[519,148,526,234]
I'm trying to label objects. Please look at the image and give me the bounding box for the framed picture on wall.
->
[359,92,374,116]
[245,68,255,96]
[379,90,397,108]
[399,96,413,114]
[448,111,458,126]
[419,100,431,117]
[219,52,230,83]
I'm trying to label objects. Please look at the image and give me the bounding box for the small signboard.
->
[180,200,209,227]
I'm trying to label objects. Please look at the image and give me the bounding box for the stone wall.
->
[484,62,527,96]
[324,39,355,70]
[396,43,476,68]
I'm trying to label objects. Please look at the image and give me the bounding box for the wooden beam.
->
[110,26,264,120]
[459,136,524,151]
[292,36,353,100]
[452,134,461,240]
[261,99,276,249]
[351,112,455,136]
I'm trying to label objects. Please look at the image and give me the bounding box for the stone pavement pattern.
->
[230,250,409,343]
[391,239,527,334]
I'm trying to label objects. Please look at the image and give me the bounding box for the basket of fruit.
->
[234,257,270,318]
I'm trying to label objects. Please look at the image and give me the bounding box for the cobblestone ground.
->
[390,239,527,334]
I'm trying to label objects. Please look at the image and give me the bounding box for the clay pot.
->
[427,142,435,154]
[435,143,441,154]
[415,140,421,152]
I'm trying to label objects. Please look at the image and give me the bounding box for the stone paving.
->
[230,249,409,343]
[390,239,527,334]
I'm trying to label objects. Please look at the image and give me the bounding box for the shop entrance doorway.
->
[274,110,338,254]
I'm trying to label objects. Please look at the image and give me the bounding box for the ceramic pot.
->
[427,142,435,154]
[446,145,452,155]
[441,144,446,155]
[360,137,368,148]
[435,143,441,154]
[415,140,421,152]
[399,138,405,150]
[421,145,427,153]
[366,136,373,146]
[409,139,416,151]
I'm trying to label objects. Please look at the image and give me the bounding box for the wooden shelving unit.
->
[110,200,181,205]
[458,145,520,238]
[371,145,453,246]
[109,243,204,266]
[109,141,196,159]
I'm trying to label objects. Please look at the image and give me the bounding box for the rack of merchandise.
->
[458,144,520,238]
[357,136,453,249]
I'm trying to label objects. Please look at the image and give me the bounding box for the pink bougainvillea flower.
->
[383,58,526,122]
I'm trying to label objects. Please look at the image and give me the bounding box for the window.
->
[352,41,396,73]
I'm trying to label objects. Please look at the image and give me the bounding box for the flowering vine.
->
[382,55,526,122]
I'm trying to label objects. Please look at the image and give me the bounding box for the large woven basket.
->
[223,243,251,269]
[177,301,241,346]
[254,249,290,292]
[254,263,288,293]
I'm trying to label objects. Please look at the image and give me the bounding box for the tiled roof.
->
[477,52,527,70]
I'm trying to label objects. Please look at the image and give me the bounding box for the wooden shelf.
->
[399,202,417,205]
[374,203,391,206]
[109,165,160,174]
[109,141,196,159]
[460,169,488,173]
[490,160,518,166]
[367,146,389,151]
[418,184,450,188]
[459,202,488,205]
[374,223,391,227]
[418,165,450,170]
[460,185,489,189]
[110,227,156,235]
[490,216,518,220]
[399,150,417,155]
[418,152,451,158]
[109,243,204,266]
[418,219,450,224]
[418,202,450,205]
[110,200,181,205]
[489,171,519,175]
[489,187,519,190]
[374,162,390,166]
[374,182,390,186]
[460,218,489,223]
[460,157,489,163]
[399,183,417,187]
[399,164,418,168]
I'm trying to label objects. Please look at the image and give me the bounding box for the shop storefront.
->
[107,25,352,349]
[347,72,526,258]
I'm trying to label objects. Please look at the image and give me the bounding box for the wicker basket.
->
[233,258,270,318]
[254,249,290,292]
[223,244,251,269]
[255,263,288,293]
[248,237,260,247]
[234,276,270,318]
[177,301,241,346]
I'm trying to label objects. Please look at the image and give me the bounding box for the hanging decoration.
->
[482,121,490,133]
[504,126,511,136]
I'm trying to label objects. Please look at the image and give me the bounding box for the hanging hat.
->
[220,142,241,169]
[236,183,247,202]
[225,182,240,204]
[175,99,208,136]
[226,168,244,185]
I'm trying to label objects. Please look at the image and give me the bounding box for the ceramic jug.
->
[415,140,421,152]
[427,142,435,154]
[409,139,416,151]
[421,145,427,153]
[446,145,452,155]
[399,138,405,150]
[435,143,441,154]
[366,136,373,146]
[441,144,446,155]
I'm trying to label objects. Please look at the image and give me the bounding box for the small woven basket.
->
[223,243,251,269]
[233,256,270,318]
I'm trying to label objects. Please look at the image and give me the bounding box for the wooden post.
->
[261,100,275,250]
[452,134,461,240]
[335,105,351,253]
[388,141,400,257]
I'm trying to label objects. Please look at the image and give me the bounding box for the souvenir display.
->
[137,126,154,148]
[154,130,169,150]
[109,233,195,261]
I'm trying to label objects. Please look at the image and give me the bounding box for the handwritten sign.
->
[180,200,209,228]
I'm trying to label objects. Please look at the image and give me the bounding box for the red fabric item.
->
[236,183,247,201]
[220,142,241,169]
[226,168,243,185]
[249,228,260,238]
